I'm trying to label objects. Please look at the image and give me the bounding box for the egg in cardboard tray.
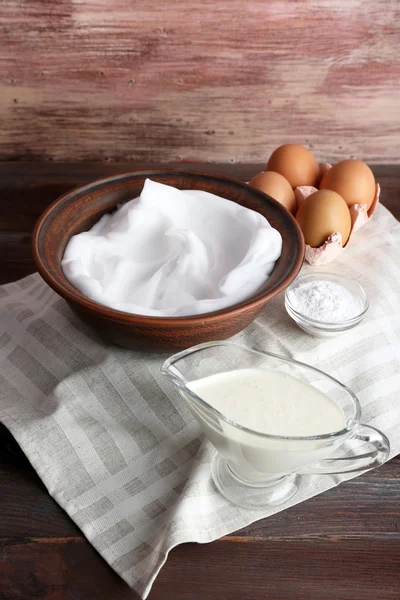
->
[295,162,380,266]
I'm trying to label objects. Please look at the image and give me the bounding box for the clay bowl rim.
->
[32,169,305,327]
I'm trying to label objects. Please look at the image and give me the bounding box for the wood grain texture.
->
[1,540,137,600]
[154,539,400,600]
[1,422,400,600]
[1,1,400,163]
[0,162,399,599]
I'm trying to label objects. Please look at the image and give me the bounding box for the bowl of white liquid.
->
[162,342,389,509]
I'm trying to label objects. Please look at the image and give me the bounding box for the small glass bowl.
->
[285,272,369,337]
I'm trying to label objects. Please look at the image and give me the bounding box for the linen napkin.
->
[0,203,399,599]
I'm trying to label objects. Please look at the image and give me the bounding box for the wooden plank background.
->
[1,0,399,164]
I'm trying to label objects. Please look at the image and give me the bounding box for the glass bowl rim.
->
[285,272,369,328]
[161,341,361,441]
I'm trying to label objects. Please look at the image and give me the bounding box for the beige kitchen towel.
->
[0,203,399,598]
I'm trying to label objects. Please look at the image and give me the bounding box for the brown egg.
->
[319,159,376,209]
[249,171,296,214]
[266,144,319,188]
[296,190,351,248]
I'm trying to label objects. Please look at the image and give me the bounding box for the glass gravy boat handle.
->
[299,424,390,475]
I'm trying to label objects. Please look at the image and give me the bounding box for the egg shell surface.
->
[266,144,320,188]
[295,189,351,248]
[319,159,376,210]
[249,171,296,214]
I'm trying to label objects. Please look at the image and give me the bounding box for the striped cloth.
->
[0,203,399,598]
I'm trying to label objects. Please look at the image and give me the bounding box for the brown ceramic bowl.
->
[33,170,304,351]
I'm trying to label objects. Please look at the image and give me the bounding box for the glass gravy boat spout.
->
[161,342,390,509]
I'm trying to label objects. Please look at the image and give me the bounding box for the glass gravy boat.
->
[161,341,390,509]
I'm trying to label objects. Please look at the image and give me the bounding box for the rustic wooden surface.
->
[1,1,400,164]
[0,162,400,599]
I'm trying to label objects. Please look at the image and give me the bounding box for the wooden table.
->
[1,163,399,600]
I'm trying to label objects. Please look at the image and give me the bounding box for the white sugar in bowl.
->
[285,272,369,337]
